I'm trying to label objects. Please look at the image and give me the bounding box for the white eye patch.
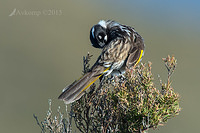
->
[98,35,102,39]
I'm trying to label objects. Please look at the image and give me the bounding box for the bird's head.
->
[90,20,108,48]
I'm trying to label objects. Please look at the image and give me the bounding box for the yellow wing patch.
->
[135,50,144,66]
[76,67,110,98]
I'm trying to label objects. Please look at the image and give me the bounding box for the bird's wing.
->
[126,33,145,68]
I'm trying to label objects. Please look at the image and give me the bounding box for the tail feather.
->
[58,65,108,104]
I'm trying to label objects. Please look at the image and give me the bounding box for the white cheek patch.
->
[104,35,107,41]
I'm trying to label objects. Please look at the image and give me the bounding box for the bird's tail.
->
[58,65,109,104]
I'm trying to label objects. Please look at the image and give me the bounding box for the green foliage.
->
[113,60,180,132]
[34,55,180,133]
[72,55,180,133]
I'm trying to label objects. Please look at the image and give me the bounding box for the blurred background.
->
[0,0,200,132]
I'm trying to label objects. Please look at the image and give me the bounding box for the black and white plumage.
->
[90,20,145,75]
[58,20,145,104]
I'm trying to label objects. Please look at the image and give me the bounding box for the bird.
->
[58,20,145,104]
